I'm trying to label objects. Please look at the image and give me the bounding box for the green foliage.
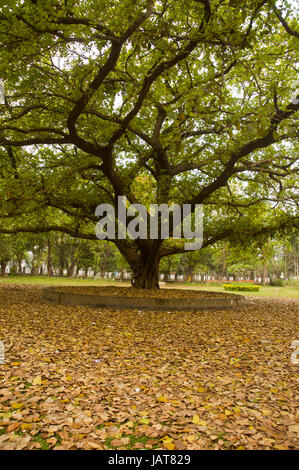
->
[283,279,299,289]
[227,263,254,277]
[269,278,284,287]
[223,284,260,292]
[0,0,298,286]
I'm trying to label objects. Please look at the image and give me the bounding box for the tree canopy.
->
[0,0,298,287]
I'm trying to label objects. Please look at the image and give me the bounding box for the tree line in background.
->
[0,232,298,286]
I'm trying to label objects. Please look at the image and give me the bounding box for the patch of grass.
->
[103,437,115,449]
[1,276,298,299]
[1,400,10,407]
[127,434,149,449]
[54,433,62,446]
[32,432,50,450]
[96,424,106,429]
[223,284,260,292]
[152,443,160,449]
[0,275,126,287]
[23,381,32,388]
[178,284,299,299]
[103,431,152,450]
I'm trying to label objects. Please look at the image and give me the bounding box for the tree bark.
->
[131,253,160,289]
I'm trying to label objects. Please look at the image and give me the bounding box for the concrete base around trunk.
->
[42,287,245,311]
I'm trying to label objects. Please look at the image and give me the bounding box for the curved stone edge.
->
[42,287,245,311]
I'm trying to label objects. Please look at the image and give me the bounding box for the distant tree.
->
[76,241,95,277]
[227,263,254,280]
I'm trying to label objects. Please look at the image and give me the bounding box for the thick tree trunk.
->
[131,254,160,289]
[115,240,162,289]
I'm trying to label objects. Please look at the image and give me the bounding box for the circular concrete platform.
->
[42,286,244,311]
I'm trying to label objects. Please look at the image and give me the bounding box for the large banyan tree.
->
[0,0,298,288]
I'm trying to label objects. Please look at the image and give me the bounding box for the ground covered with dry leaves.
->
[0,284,298,450]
